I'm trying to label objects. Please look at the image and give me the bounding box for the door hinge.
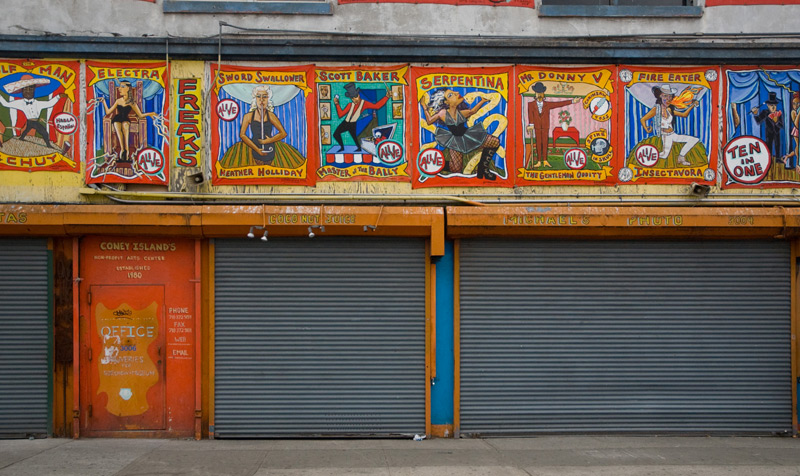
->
[88,405,92,418]
[87,292,92,304]
[88,348,92,362]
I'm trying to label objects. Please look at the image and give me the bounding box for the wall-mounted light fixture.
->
[247,225,261,238]
[246,205,269,242]
[247,225,268,242]
[308,225,325,238]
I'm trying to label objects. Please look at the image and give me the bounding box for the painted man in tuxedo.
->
[526,82,580,168]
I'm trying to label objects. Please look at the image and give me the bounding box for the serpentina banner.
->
[722,66,800,189]
[515,66,617,186]
[0,59,80,173]
[315,65,410,182]
[410,66,514,188]
[211,64,317,186]
[617,66,718,185]
[85,61,170,184]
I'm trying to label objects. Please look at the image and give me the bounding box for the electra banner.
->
[85,61,170,185]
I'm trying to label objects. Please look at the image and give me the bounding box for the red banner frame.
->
[513,65,618,186]
[0,59,81,173]
[210,64,317,186]
[409,65,515,188]
[85,60,170,185]
[315,65,411,182]
[721,65,800,189]
[617,65,719,186]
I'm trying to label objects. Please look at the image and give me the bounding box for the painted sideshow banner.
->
[411,66,514,188]
[0,59,79,172]
[722,67,800,188]
[515,66,616,185]
[211,64,316,186]
[316,65,409,182]
[173,77,202,168]
[86,61,170,184]
[618,66,718,185]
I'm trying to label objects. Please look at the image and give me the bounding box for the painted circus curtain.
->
[723,67,800,188]
[216,86,308,159]
[725,69,800,146]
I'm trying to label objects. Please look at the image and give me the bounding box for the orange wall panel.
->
[79,236,196,437]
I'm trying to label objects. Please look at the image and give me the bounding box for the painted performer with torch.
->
[640,84,700,167]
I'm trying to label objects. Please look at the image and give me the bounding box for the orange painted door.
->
[87,285,166,431]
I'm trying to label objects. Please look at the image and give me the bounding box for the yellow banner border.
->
[517,69,615,94]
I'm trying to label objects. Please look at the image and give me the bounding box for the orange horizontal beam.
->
[0,204,446,254]
[446,206,792,239]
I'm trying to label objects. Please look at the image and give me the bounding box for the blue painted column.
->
[431,240,454,430]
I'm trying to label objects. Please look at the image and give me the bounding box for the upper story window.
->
[163,0,332,15]
[539,0,701,16]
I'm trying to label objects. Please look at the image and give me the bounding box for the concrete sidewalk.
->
[1,436,800,476]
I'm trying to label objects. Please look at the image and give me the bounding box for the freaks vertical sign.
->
[173,77,202,168]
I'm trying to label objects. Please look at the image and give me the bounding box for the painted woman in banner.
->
[779,92,800,170]
[103,80,158,163]
[640,84,700,167]
[418,88,500,180]
[219,85,305,168]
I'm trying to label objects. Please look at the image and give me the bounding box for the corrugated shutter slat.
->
[214,238,425,437]
[459,239,791,435]
[0,239,49,438]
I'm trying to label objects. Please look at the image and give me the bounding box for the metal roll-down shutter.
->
[215,237,426,437]
[459,239,791,435]
[0,239,49,438]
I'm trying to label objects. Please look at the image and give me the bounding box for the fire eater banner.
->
[617,66,718,185]
[85,61,170,185]
[211,64,317,186]
[515,66,617,186]
[0,59,80,173]
[315,65,410,182]
[722,66,800,189]
[411,66,514,188]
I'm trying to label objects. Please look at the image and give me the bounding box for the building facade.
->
[1,0,800,439]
